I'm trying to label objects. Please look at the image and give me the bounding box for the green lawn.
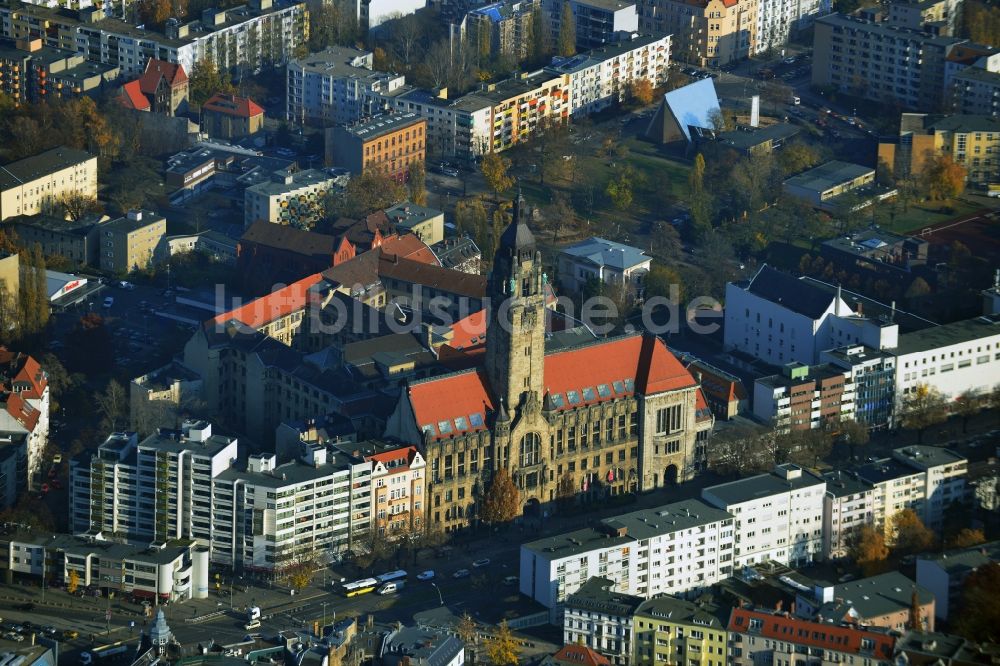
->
[870,198,982,235]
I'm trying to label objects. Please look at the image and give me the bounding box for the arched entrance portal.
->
[665,464,679,486]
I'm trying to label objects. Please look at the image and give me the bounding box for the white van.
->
[377,581,402,595]
[790,96,801,105]
[245,619,262,630]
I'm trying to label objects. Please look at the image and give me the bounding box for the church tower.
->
[485,193,546,414]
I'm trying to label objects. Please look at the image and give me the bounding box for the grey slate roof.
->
[0,146,94,189]
[560,237,651,271]
[744,265,835,319]
[702,464,825,507]
[817,572,933,622]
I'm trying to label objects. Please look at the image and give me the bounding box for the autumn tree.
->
[484,620,520,666]
[481,152,514,199]
[457,612,479,647]
[408,161,427,206]
[923,154,966,200]
[643,264,684,303]
[481,468,520,525]
[283,553,316,591]
[839,418,870,456]
[689,153,705,195]
[628,78,654,106]
[67,569,80,595]
[331,170,408,219]
[56,191,103,222]
[530,8,549,62]
[953,390,983,433]
[897,384,949,444]
[949,528,986,549]
[852,525,891,577]
[707,429,778,477]
[777,141,821,176]
[952,561,1000,643]
[904,276,932,300]
[557,1,576,57]
[891,508,935,555]
[606,168,634,210]
[189,59,235,107]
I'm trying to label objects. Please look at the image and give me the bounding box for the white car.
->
[452,569,470,579]
[472,558,491,568]
[416,570,435,581]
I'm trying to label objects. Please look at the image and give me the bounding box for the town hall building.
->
[385,200,713,532]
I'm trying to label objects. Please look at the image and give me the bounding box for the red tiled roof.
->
[695,388,712,422]
[382,233,440,266]
[367,444,420,472]
[552,645,611,666]
[448,309,486,352]
[202,92,264,118]
[411,334,697,440]
[213,273,324,329]
[120,80,150,111]
[727,609,896,659]
[408,368,495,440]
[2,392,39,432]
[0,348,46,433]
[139,58,187,95]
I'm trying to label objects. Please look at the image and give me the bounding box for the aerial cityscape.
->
[0,0,998,663]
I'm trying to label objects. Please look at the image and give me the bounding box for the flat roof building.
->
[0,147,97,222]
[783,160,878,211]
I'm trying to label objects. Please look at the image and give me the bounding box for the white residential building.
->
[822,470,875,560]
[243,169,336,229]
[755,0,827,55]
[286,46,405,125]
[557,236,652,294]
[701,464,826,569]
[563,576,644,666]
[69,422,375,571]
[894,313,1000,401]
[724,266,899,367]
[546,33,671,116]
[359,0,427,31]
[520,499,735,609]
[854,445,967,540]
[384,87,494,160]
[0,147,97,222]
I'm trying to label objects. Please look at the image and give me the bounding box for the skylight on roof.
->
[421,424,435,435]
[454,416,468,431]
[438,420,452,434]
[550,393,565,408]
[597,384,611,398]
[567,390,581,405]
[624,378,634,392]
[469,413,484,427]
[582,387,596,402]
[612,380,625,394]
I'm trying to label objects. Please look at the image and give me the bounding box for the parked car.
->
[472,559,491,568]
[52,454,62,464]
[452,569,470,579]
[63,630,79,640]
[416,570,435,581]
[3,632,23,642]
[102,296,114,308]
[503,576,518,586]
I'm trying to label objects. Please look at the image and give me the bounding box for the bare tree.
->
[390,13,424,67]
[96,380,129,432]
[425,39,453,89]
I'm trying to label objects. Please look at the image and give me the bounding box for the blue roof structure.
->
[561,237,651,271]
[471,2,504,21]
[660,78,721,142]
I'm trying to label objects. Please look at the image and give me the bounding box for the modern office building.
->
[752,362,854,432]
[286,46,405,126]
[0,147,97,222]
[820,345,896,429]
[520,499,735,608]
[327,113,426,181]
[702,464,826,569]
[98,209,168,274]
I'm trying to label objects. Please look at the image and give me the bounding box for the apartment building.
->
[755,0,827,55]
[0,147,97,222]
[950,66,1000,117]
[637,0,757,67]
[878,113,1000,187]
[200,93,264,140]
[563,577,644,666]
[0,0,307,78]
[916,541,1000,621]
[0,349,49,493]
[820,345,896,430]
[702,464,826,569]
[796,571,936,632]
[243,169,337,229]
[0,37,118,105]
[544,0,639,51]
[811,13,967,111]
[8,213,104,267]
[727,608,896,666]
[520,499,735,608]
[0,532,210,603]
[752,362,854,432]
[468,0,538,63]
[286,46,405,125]
[360,442,425,537]
[822,470,875,560]
[129,361,204,430]
[632,597,728,666]
[98,209,167,274]
[854,445,967,539]
[328,113,426,181]
[887,0,961,35]
[69,422,375,571]
[546,33,670,116]
[384,202,444,246]
[894,313,1000,400]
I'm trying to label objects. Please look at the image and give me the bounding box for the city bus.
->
[341,578,378,597]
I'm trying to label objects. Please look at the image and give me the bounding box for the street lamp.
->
[430,582,444,607]
[321,601,330,634]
